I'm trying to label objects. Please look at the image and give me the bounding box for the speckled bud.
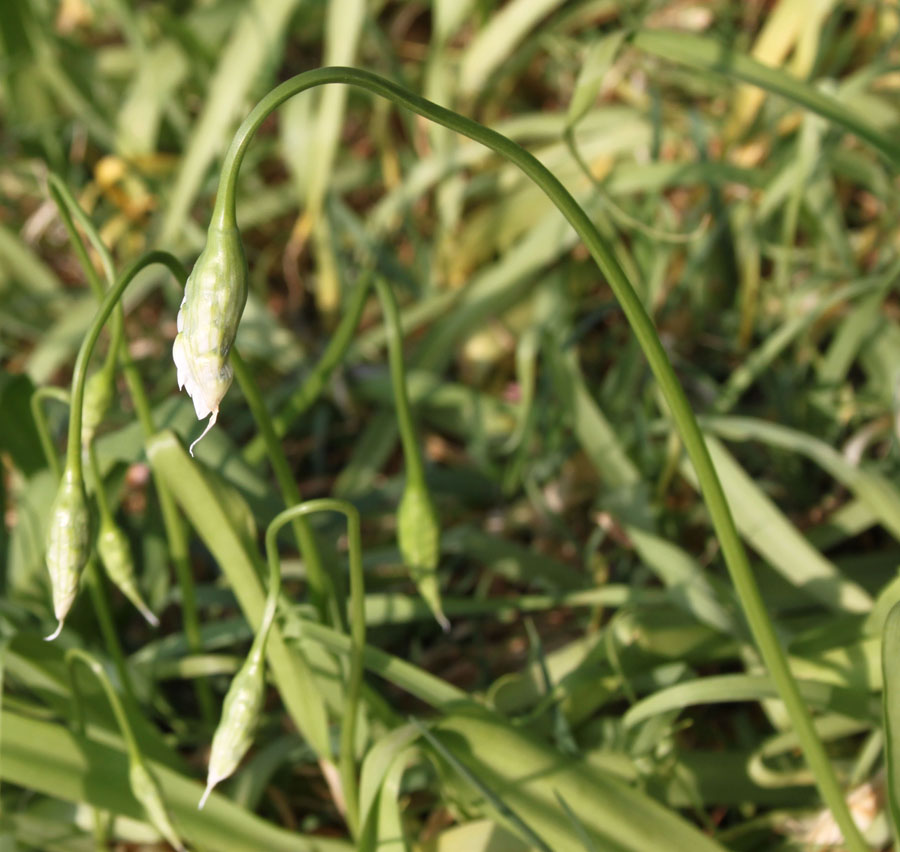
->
[199,644,265,809]
[172,224,248,455]
[45,468,91,639]
[97,519,159,627]
[81,364,114,447]
[129,762,185,852]
[398,482,448,631]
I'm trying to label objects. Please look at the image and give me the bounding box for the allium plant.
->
[33,59,892,852]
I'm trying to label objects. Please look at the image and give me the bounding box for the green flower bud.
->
[45,468,91,640]
[97,519,159,627]
[172,224,248,456]
[398,482,448,631]
[199,644,265,809]
[129,762,185,852]
[81,364,115,447]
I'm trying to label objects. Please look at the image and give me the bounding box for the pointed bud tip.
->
[45,620,64,641]
[437,612,451,633]
[139,605,160,628]
[198,778,216,810]
[189,411,218,457]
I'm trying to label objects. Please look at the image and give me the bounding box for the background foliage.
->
[3,0,900,850]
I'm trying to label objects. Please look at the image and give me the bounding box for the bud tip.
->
[198,777,216,810]
[45,620,64,641]
[189,411,218,457]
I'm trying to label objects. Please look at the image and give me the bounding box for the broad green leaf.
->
[146,430,332,759]
[0,708,351,852]
[682,436,872,614]
[430,708,728,852]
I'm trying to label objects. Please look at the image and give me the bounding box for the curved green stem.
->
[214,67,867,850]
[49,177,214,726]
[372,277,425,488]
[243,269,373,465]
[230,349,333,623]
[48,175,123,376]
[264,499,365,838]
[64,251,184,487]
[66,647,142,762]
[31,386,70,481]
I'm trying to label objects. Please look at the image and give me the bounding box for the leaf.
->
[146,429,332,759]
[429,707,728,852]
[631,29,900,165]
[0,708,351,852]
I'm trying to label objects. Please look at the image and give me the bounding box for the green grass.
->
[3,1,900,850]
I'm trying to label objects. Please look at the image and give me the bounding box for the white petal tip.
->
[198,780,215,810]
[188,411,218,457]
[45,621,64,641]
[139,606,160,628]
[437,613,451,633]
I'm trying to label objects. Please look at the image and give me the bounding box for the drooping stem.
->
[64,252,185,492]
[264,499,365,838]
[372,277,425,488]
[213,67,867,850]
[66,647,142,761]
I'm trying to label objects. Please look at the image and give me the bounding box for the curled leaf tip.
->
[45,620,64,642]
[189,410,218,457]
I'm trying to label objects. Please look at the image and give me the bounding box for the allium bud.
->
[97,519,159,627]
[172,224,248,456]
[81,364,115,447]
[199,643,265,809]
[129,762,185,852]
[398,482,448,631]
[45,468,91,640]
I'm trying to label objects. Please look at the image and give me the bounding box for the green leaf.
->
[146,429,332,759]
[430,707,728,852]
[0,708,351,852]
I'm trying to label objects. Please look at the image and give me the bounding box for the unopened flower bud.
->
[82,364,115,447]
[129,762,185,852]
[398,482,448,631]
[199,644,265,809]
[172,224,248,456]
[97,519,159,627]
[45,468,91,639]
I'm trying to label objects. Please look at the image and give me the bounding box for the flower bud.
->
[199,644,265,809]
[82,364,115,447]
[45,468,91,640]
[129,762,185,852]
[398,482,448,631]
[97,519,159,627]
[172,224,248,456]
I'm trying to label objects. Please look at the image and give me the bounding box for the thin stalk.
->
[31,386,70,480]
[213,68,867,850]
[229,349,333,623]
[372,277,425,487]
[83,556,137,706]
[66,647,142,761]
[242,270,373,465]
[265,499,365,838]
[63,252,184,497]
